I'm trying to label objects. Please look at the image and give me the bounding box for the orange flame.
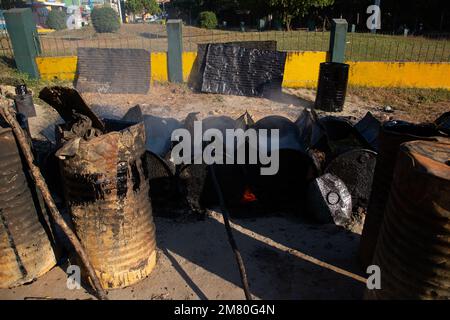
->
[241,186,257,204]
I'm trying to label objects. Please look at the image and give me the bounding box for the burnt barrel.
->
[359,121,441,269]
[366,138,450,299]
[314,62,350,112]
[0,126,56,288]
[58,123,157,289]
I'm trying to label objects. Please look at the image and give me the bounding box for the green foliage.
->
[125,0,144,15]
[270,0,334,30]
[46,10,67,31]
[0,0,26,10]
[125,0,161,16]
[91,6,120,33]
[199,11,218,29]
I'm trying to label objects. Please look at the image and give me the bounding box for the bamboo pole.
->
[0,104,108,300]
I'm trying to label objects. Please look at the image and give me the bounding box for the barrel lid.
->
[401,138,450,180]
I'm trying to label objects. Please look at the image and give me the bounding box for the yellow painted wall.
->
[36,53,450,89]
[36,56,78,81]
[347,62,450,89]
[282,51,328,88]
[182,52,197,82]
[150,52,168,82]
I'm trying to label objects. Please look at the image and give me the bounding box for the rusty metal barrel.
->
[366,138,450,299]
[0,126,56,288]
[359,121,440,268]
[58,123,157,289]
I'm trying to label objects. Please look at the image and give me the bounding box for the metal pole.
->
[117,0,123,24]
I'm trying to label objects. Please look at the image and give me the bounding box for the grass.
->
[17,24,448,62]
[0,58,71,102]
[348,86,450,122]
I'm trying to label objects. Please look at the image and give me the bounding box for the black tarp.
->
[201,44,287,97]
[189,41,277,91]
[75,48,151,94]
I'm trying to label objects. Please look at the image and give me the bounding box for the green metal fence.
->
[346,32,450,62]
[2,23,449,63]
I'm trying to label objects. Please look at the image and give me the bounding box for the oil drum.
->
[0,126,56,288]
[314,62,350,112]
[58,123,157,289]
[366,138,450,299]
[359,121,440,268]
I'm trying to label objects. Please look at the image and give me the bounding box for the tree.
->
[269,0,335,30]
[125,0,161,21]
[0,0,26,10]
[91,6,120,33]
[46,10,67,31]
[199,11,217,29]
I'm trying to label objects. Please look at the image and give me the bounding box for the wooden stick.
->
[0,104,108,300]
[209,165,253,300]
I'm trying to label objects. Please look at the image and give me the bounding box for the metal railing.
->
[346,32,450,62]
[182,27,330,52]
[6,24,448,63]
[0,30,14,58]
[38,23,168,56]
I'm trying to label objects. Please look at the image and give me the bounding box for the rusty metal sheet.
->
[58,122,156,289]
[75,48,151,94]
[39,86,105,132]
[367,138,450,299]
[0,124,56,288]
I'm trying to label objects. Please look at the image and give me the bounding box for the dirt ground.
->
[80,84,449,124]
[0,212,364,300]
[0,83,447,300]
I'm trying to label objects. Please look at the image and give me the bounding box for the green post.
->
[329,18,348,63]
[4,8,41,79]
[167,19,183,83]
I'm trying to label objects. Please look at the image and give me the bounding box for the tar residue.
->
[116,161,128,200]
[67,173,110,205]
[130,161,141,192]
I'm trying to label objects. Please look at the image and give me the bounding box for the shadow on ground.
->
[155,213,365,300]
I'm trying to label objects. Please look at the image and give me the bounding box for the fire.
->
[241,186,257,204]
